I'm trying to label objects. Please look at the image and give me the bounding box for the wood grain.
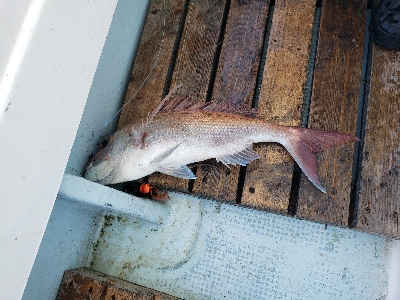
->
[356,46,400,237]
[192,0,270,202]
[57,268,180,300]
[296,0,367,226]
[149,0,227,191]
[241,0,315,212]
[118,0,185,129]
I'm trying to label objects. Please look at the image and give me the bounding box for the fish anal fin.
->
[217,147,260,167]
[159,165,196,179]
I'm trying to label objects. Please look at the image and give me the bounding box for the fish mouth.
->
[92,172,117,185]
[84,156,117,185]
[84,131,130,185]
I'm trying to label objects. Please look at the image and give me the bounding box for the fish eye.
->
[100,137,110,148]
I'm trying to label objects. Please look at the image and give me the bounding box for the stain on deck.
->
[116,0,400,238]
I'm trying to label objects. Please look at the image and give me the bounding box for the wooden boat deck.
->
[117,0,399,238]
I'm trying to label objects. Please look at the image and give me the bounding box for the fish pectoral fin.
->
[217,147,260,167]
[159,165,196,179]
[150,143,181,164]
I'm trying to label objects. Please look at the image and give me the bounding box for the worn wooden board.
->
[241,0,315,212]
[191,0,270,202]
[296,0,367,226]
[356,46,400,237]
[118,0,185,129]
[148,0,227,192]
[57,268,180,300]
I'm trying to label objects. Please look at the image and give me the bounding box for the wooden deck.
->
[117,0,400,238]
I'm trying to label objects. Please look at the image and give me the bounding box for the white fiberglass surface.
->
[31,174,397,299]
[22,196,103,300]
[0,0,119,298]
[88,194,391,300]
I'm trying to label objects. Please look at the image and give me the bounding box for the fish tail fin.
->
[283,127,360,193]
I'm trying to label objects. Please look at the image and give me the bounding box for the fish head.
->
[84,125,151,185]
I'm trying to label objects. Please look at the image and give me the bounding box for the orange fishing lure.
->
[139,183,169,200]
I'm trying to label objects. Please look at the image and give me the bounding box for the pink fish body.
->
[84,89,359,193]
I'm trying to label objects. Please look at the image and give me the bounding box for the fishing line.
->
[103,0,167,128]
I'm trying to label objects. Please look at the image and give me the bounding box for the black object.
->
[370,0,400,50]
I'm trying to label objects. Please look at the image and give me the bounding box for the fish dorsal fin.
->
[160,96,208,112]
[146,83,184,124]
[160,98,259,118]
[148,84,259,120]
[217,147,260,167]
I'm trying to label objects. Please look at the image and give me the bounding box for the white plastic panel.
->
[0,0,119,298]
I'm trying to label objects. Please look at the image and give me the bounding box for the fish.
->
[84,86,359,193]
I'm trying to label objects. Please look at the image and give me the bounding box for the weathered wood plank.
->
[169,0,226,99]
[57,268,180,300]
[149,0,227,192]
[210,0,270,107]
[241,0,315,212]
[296,0,367,226]
[191,0,270,202]
[118,0,185,129]
[356,46,400,237]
